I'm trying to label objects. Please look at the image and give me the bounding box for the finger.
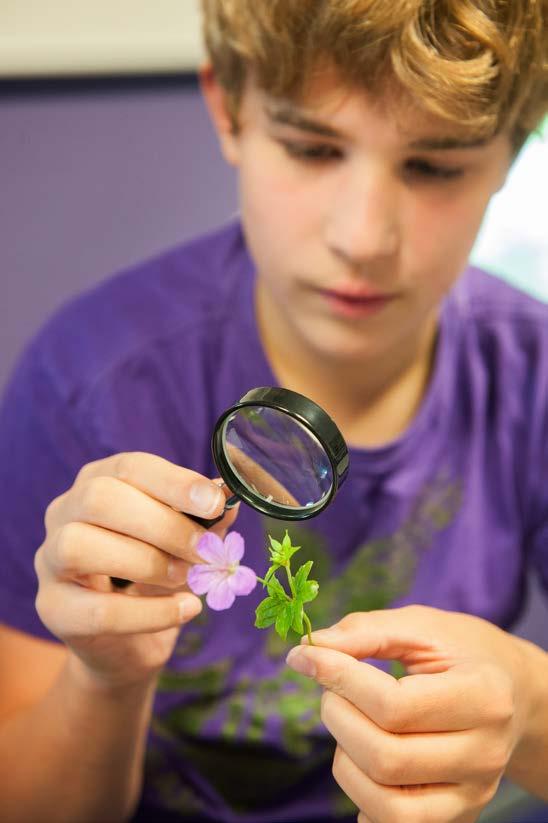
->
[286,645,498,733]
[45,522,191,588]
[320,690,505,786]
[309,607,450,670]
[79,452,225,519]
[331,745,480,823]
[36,579,202,637]
[56,474,208,563]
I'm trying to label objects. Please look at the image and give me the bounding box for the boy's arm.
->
[0,625,156,823]
[505,635,548,797]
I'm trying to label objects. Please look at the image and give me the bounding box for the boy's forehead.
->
[254,72,491,150]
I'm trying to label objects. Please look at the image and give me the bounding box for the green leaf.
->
[285,545,301,562]
[294,560,313,593]
[300,580,319,604]
[267,532,301,566]
[275,602,294,640]
[291,599,304,634]
[270,551,285,566]
[255,596,283,629]
[282,530,293,551]
[266,574,289,601]
[283,529,301,560]
[293,562,319,603]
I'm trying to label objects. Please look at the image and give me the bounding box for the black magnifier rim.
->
[211,387,349,520]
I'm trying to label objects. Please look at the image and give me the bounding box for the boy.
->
[0,1,547,821]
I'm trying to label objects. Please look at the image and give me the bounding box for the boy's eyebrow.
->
[407,135,490,150]
[264,102,341,137]
[265,101,490,149]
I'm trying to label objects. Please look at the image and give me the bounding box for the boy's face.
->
[203,66,512,365]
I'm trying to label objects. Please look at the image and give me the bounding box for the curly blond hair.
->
[201,0,547,150]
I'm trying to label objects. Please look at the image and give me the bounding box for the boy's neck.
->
[255,285,439,449]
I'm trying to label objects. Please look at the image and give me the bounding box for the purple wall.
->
[1,79,237,392]
[1,79,546,651]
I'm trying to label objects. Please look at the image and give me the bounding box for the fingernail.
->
[189,483,223,515]
[286,648,316,677]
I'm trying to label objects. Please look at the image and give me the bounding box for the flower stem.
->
[303,612,314,646]
[285,563,296,598]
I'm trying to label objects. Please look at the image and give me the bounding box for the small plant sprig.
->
[254,530,319,645]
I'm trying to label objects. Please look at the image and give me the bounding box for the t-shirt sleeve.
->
[524,329,548,601]
[0,341,100,641]
[527,507,548,599]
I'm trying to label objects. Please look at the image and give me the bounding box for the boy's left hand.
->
[285,605,536,823]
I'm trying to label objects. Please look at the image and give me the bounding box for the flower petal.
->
[187,564,223,595]
[223,531,245,564]
[206,577,236,611]
[227,565,257,596]
[195,531,226,565]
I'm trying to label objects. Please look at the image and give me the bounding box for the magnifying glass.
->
[209,386,349,522]
[111,387,348,586]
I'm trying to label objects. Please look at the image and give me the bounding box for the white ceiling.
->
[0,0,204,77]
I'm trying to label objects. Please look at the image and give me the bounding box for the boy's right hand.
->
[34,452,238,691]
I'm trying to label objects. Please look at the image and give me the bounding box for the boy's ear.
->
[199,64,241,167]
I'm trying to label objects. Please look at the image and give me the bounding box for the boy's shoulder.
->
[451,264,548,348]
[454,264,548,320]
[26,221,250,399]
[445,265,548,435]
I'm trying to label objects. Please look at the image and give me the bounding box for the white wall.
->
[0,0,203,76]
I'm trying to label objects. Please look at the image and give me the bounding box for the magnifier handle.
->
[110,495,239,589]
[189,511,225,529]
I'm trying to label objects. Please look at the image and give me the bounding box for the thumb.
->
[211,480,240,537]
[306,606,458,674]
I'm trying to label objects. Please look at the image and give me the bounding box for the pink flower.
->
[187,531,257,611]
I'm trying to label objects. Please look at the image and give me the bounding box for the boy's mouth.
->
[316,286,397,318]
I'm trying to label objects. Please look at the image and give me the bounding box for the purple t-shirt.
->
[1,221,548,821]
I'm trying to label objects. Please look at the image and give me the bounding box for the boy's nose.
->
[325,170,399,265]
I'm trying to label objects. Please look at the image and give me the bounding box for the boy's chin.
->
[299,325,389,364]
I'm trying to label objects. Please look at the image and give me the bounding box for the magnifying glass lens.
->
[222,406,333,511]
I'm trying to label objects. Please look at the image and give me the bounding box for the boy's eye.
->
[279,140,342,162]
[277,140,465,179]
[405,158,464,181]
